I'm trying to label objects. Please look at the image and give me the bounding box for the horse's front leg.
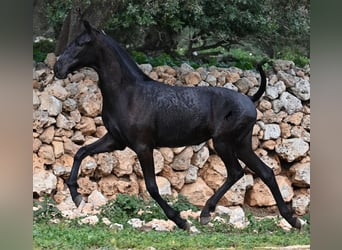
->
[67,133,123,207]
[135,145,190,231]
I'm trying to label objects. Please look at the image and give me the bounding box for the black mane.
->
[99,30,151,81]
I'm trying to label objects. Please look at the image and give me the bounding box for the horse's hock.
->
[33,55,310,220]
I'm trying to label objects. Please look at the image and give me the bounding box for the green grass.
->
[33,194,310,250]
[33,218,309,250]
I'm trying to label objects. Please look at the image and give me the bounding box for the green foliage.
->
[131,51,179,67]
[33,195,62,223]
[33,214,310,249]
[228,48,264,69]
[46,0,73,38]
[33,40,55,62]
[42,0,309,66]
[99,193,198,224]
[278,47,310,67]
[99,194,146,224]
[33,193,310,249]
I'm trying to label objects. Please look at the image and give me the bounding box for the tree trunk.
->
[33,0,54,40]
[55,0,121,55]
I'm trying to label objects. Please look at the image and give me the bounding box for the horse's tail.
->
[249,58,268,102]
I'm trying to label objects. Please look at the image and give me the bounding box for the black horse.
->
[54,21,301,230]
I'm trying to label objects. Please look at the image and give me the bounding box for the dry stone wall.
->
[33,54,310,219]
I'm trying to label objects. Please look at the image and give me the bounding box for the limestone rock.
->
[156,176,172,196]
[78,91,102,117]
[33,170,57,196]
[235,77,254,94]
[113,148,136,177]
[184,72,201,85]
[261,110,287,124]
[180,177,214,207]
[275,138,309,162]
[160,165,186,191]
[115,174,140,196]
[273,92,303,115]
[63,98,78,111]
[191,146,209,168]
[225,71,240,83]
[201,155,226,190]
[38,144,55,164]
[159,147,174,164]
[289,162,310,187]
[77,176,98,195]
[292,189,310,215]
[153,149,165,174]
[33,89,40,109]
[272,60,295,72]
[290,79,310,101]
[80,156,97,176]
[46,81,69,101]
[128,218,144,229]
[262,124,281,140]
[52,140,64,158]
[302,114,310,130]
[96,153,116,176]
[143,219,175,232]
[220,174,254,206]
[56,113,75,130]
[33,138,42,153]
[39,126,55,144]
[265,81,286,100]
[98,175,118,198]
[215,205,248,229]
[139,64,153,75]
[76,116,96,135]
[88,190,107,208]
[170,147,193,171]
[79,215,99,225]
[246,176,294,207]
[185,165,198,184]
[206,74,217,86]
[284,112,304,125]
[39,93,63,116]
[280,122,292,138]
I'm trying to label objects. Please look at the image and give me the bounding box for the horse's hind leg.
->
[200,139,244,225]
[67,133,122,207]
[236,132,302,229]
[135,145,190,231]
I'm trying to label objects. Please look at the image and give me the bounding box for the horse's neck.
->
[94,45,135,100]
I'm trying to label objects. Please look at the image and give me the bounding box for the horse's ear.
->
[83,20,92,34]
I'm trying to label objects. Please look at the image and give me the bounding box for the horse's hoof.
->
[183,221,191,232]
[294,218,302,229]
[295,217,307,231]
[200,216,211,225]
[73,194,84,207]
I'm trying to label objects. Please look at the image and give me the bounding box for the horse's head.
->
[54,21,98,79]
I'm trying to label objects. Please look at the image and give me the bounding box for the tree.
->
[35,0,309,61]
[106,0,270,57]
[53,0,122,55]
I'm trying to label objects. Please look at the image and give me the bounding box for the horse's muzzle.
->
[53,61,67,79]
